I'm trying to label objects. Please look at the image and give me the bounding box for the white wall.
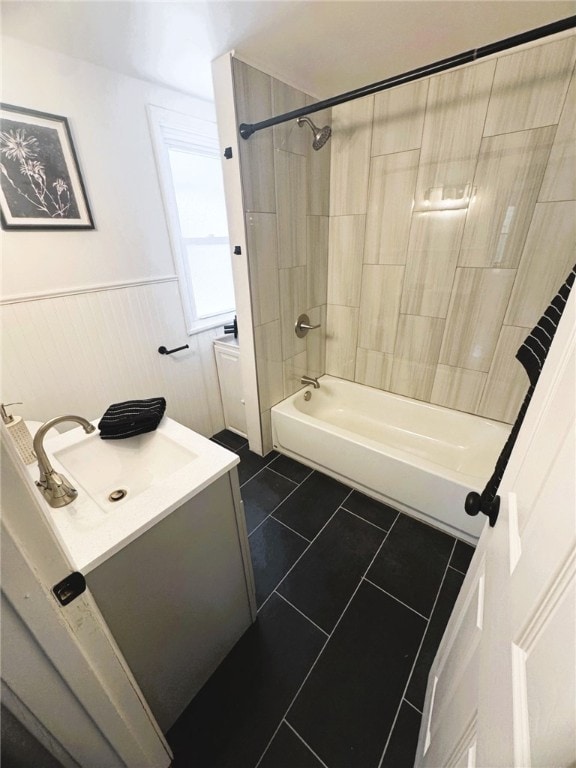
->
[1,36,225,435]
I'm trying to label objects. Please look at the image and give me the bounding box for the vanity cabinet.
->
[85,468,255,733]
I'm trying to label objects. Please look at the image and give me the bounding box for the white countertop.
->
[27,418,239,574]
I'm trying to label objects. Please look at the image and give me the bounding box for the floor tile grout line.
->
[283,720,331,768]
[241,462,299,491]
[268,488,355,596]
[376,538,458,768]
[340,505,393,534]
[262,488,388,618]
[271,516,312,543]
[256,489,356,613]
[274,591,330,637]
[267,464,312,485]
[403,697,423,716]
[250,634,328,765]
[267,457,315,485]
[255,490,355,614]
[448,563,469,576]
[324,514,399,645]
[247,471,311,538]
[256,584,277,614]
[362,578,430,622]
[254,517,397,768]
[239,454,282,488]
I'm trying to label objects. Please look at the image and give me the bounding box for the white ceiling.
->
[2,1,575,103]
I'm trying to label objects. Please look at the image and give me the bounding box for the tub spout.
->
[301,376,320,389]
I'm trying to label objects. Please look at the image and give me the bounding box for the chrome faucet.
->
[301,375,320,389]
[34,415,96,508]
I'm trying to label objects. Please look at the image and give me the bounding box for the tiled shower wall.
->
[232,59,331,451]
[326,34,576,423]
[232,35,575,452]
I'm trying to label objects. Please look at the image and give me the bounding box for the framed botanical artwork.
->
[0,104,94,230]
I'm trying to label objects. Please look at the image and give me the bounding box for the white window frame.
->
[147,104,235,334]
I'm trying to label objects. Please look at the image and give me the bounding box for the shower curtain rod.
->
[239,15,576,140]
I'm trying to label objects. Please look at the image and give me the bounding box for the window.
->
[148,106,235,333]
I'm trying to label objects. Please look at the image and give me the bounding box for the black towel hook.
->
[158,344,189,355]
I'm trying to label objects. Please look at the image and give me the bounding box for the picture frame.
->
[0,104,94,230]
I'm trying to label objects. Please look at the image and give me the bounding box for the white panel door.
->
[416,290,575,768]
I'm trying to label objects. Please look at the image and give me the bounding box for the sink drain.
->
[108,489,128,502]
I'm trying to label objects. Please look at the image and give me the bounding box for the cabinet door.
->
[86,473,254,732]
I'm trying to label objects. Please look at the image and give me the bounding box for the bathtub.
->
[271,375,511,543]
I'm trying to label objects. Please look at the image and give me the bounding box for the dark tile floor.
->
[167,430,474,768]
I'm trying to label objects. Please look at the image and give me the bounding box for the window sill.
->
[187,312,236,337]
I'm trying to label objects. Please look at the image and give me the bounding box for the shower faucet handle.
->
[295,313,321,338]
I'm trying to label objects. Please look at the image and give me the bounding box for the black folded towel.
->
[469,264,575,522]
[98,397,166,440]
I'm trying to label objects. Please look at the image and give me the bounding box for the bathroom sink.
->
[30,417,240,573]
[53,430,198,506]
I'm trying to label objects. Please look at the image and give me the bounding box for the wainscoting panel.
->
[1,280,225,437]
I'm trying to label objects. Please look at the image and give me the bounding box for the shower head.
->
[297,116,332,150]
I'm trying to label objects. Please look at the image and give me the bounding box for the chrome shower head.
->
[297,116,332,150]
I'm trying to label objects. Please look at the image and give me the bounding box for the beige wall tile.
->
[306,305,327,378]
[306,101,332,216]
[372,80,428,156]
[439,268,516,371]
[233,59,276,213]
[505,201,576,327]
[255,320,284,411]
[401,210,466,317]
[539,72,576,202]
[484,37,576,136]
[330,96,374,215]
[283,351,309,397]
[364,150,419,264]
[355,348,393,390]
[272,79,308,156]
[236,41,576,433]
[279,266,307,360]
[327,215,366,306]
[430,365,487,414]
[459,127,556,268]
[326,304,359,379]
[477,326,531,424]
[275,150,307,268]
[246,212,279,326]
[307,215,329,308]
[358,265,404,353]
[416,60,495,202]
[390,315,445,400]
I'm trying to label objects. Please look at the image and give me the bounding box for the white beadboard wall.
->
[1,37,225,435]
[1,281,224,434]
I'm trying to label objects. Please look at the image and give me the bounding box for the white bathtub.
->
[271,375,511,543]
